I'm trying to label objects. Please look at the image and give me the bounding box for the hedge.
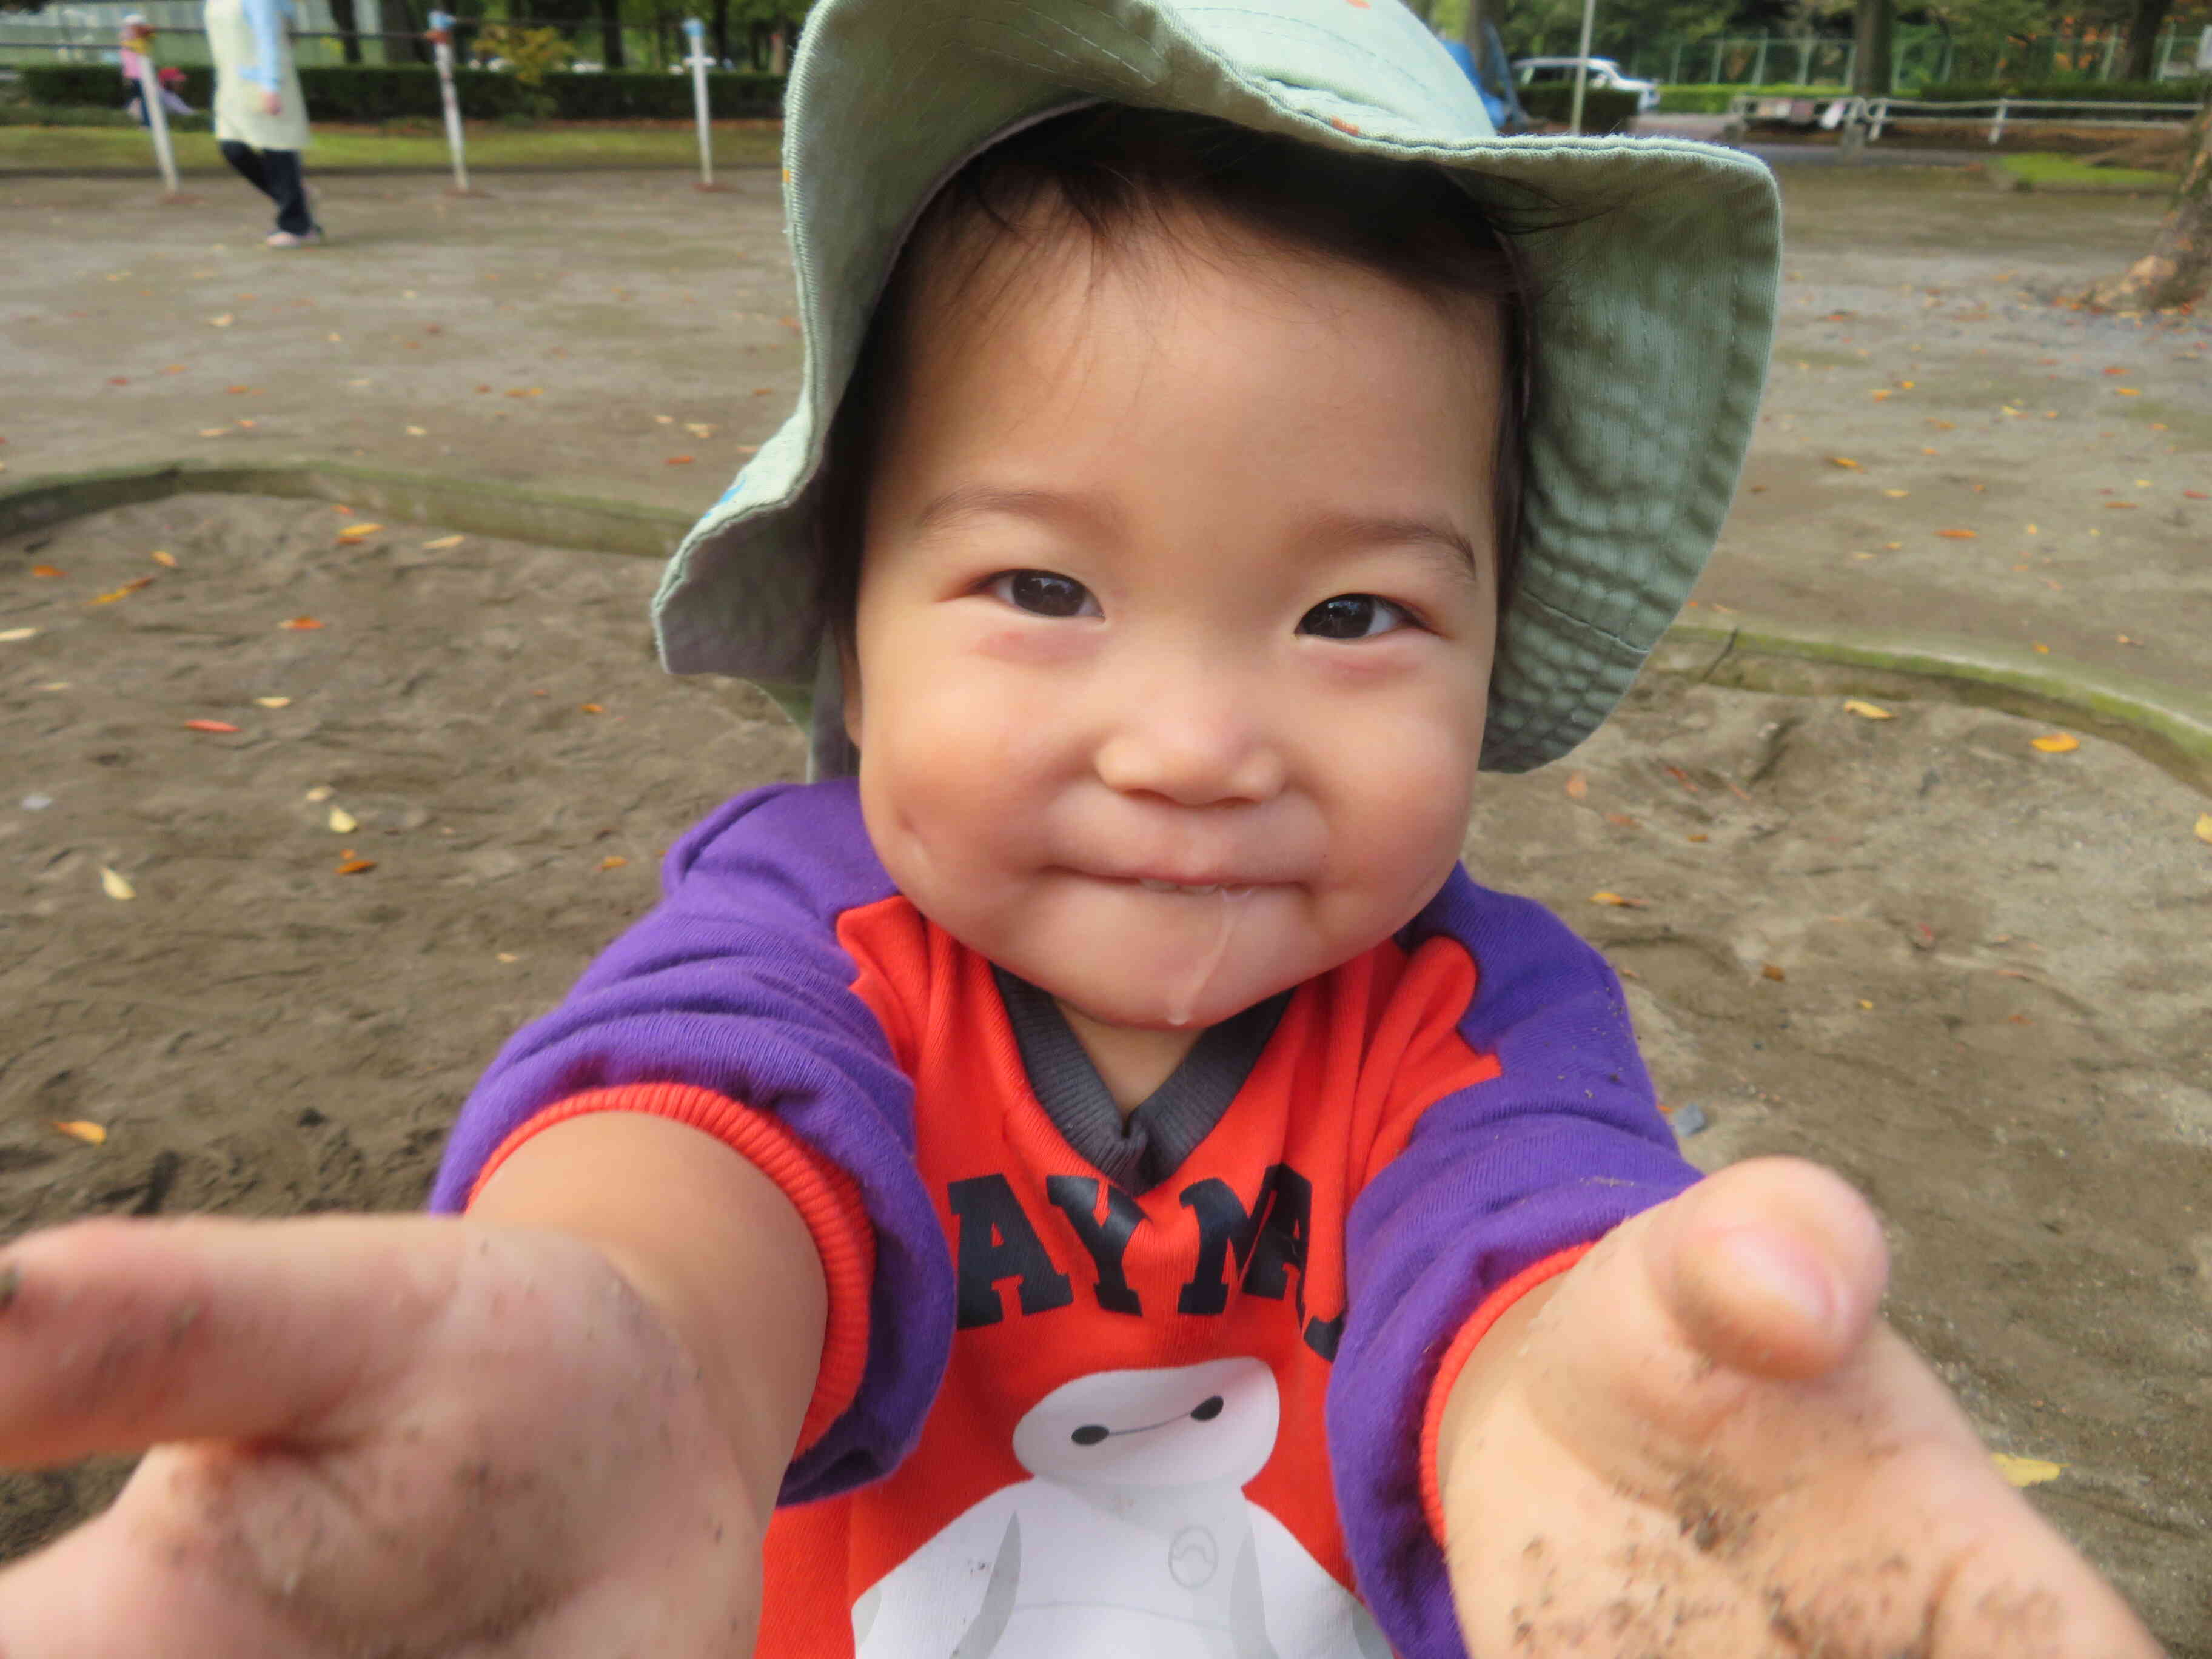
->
[1909,79,2206,107]
[1656,83,1843,113]
[1515,84,1641,132]
[19,61,784,122]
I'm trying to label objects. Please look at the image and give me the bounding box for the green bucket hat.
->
[652,0,1780,779]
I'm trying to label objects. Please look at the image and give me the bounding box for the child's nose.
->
[1091,688,1287,808]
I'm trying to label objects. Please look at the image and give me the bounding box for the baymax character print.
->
[850,1358,1389,1659]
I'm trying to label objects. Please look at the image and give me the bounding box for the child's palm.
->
[0,1216,762,1656]
[1444,1159,2164,1657]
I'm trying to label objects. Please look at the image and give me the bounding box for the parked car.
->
[1511,56,1661,112]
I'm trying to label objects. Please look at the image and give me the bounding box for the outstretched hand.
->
[1439,1158,2164,1657]
[0,1215,763,1657]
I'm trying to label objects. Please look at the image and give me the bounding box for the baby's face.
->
[845,210,1502,1033]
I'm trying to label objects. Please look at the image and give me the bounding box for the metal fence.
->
[1594,27,2203,90]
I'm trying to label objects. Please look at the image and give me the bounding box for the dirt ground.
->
[0,159,2207,686]
[1,152,2208,1642]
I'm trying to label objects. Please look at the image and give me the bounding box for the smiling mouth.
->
[1135,879,1248,897]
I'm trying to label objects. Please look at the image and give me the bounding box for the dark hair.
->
[816,104,1533,652]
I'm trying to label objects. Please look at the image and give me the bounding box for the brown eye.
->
[991,571,1099,618]
[1299,594,1409,640]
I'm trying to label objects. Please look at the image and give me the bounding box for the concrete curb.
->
[1652,617,2212,797]
[0,458,690,563]
[7,460,2208,798]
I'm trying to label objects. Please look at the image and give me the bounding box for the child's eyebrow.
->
[911,488,1484,592]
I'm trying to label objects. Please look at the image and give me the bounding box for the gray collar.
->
[992,968,1290,1195]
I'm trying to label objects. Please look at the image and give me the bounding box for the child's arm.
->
[1431,1158,2164,1656]
[0,1112,825,1655]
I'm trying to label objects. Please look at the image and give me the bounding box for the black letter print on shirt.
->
[1177,1164,1312,1319]
[950,1174,1075,1329]
[1044,1174,1145,1316]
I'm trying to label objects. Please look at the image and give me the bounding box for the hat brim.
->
[652,0,1780,776]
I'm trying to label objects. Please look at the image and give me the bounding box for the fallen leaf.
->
[1992,1453,2064,1488]
[1589,891,1647,908]
[149,549,178,568]
[255,695,290,708]
[2115,387,2140,396]
[1869,389,1891,401]
[1686,833,1709,843]
[107,375,129,386]
[335,858,377,875]
[2185,489,2208,501]
[335,522,384,542]
[2033,643,2050,654]
[281,617,325,630]
[1843,700,1894,720]
[87,576,156,606]
[1857,999,1874,1010]
[665,455,695,466]
[497,951,520,963]
[654,414,675,424]
[1564,773,1589,800]
[1604,813,1638,828]
[1882,488,1909,498]
[2103,501,2137,511]
[306,785,333,802]
[2195,813,2212,846]
[1664,765,1700,791]
[30,565,61,578]
[1936,529,1978,540]
[0,626,38,643]
[1883,541,1902,551]
[184,719,240,734]
[208,313,233,327]
[421,534,464,549]
[2031,734,2080,754]
[1761,963,1787,982]
[198,427,230,438]
[684,423,714,438]
[598,854,630,871]
[328,806,358,833]
[226,384,254,394]
[100,866,135,901]
[235,419,256,429]
[50,1120,107,1146]
[1828,457,1862,469]
[406,426,428,437]
[580,702,604,715]
[735,444,760,455]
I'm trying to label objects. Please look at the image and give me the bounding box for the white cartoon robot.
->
[850,1358,1391,1659]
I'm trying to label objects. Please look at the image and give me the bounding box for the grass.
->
[0,118,783,174]
[1994,150,2180,192]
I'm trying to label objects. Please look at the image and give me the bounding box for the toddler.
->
[0,0,2164,1654]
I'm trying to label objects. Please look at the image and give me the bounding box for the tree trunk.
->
[1852,0,1891,96]
[709,0,728,67]
[595,0,625,69]
[2123,0,2173,82]
[328,0,362,64]
[2080,96,2212,312]
[1460,0,1482,60]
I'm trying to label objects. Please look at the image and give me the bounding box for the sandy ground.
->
[1,154,2208,1641]
[0,160,2207,686]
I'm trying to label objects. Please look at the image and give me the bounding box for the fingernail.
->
[1714,1230,1833,1334]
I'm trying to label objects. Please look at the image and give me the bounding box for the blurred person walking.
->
[206,0,322,247]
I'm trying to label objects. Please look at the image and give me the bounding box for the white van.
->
[1511,56,1662,112]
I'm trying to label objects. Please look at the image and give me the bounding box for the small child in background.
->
[0,0,2167,1654]
[117,16,195,126]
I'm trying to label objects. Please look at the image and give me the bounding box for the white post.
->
[1567,0,1598,132]
[1989,96,2006,145]
[683,16,713,187]
[427,10,469,193]
[126,27,180,195]
[2098,28,2117,80]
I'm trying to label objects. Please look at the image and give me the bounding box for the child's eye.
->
[987,570,1101,618]
[1298,594,1413,640]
